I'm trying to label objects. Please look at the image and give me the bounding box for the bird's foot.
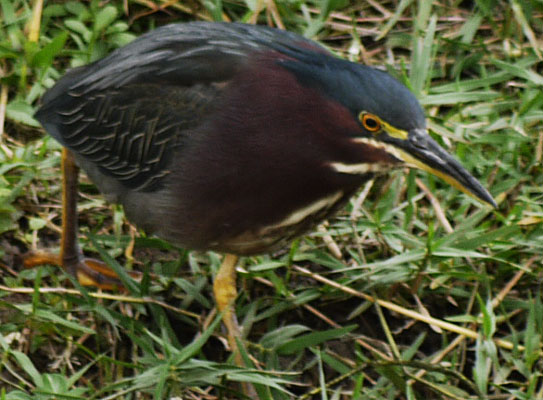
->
[23,251,140,290]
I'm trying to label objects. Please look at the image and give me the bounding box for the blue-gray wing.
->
[35,22,329,191]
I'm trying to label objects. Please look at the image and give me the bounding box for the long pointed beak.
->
[396,129,496,207]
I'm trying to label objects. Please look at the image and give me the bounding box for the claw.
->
[23,250,140,290]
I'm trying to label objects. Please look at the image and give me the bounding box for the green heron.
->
[32,21,495,364]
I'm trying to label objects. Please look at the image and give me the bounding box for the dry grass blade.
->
[415,178,453,233]
[292,265,530,353]
[0,284,201,320]
[27,0,44,43]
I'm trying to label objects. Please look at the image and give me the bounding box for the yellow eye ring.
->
[360,113,381,132]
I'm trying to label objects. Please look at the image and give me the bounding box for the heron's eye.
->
[360,113,381,132]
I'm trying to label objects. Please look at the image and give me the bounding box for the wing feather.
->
[35,22,330,191]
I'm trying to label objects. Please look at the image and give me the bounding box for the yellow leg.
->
[213,254,258,398]
[60,148,82,277]
[213,254,243,364]
[24,148,140,289]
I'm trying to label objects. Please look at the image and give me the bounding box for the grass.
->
[1,0,542,399]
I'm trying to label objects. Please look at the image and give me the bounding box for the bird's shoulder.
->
[42,22,330,101]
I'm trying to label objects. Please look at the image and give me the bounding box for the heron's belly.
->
[122,188,349,255]
[77,155,359,255]
[188,190,348,255]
